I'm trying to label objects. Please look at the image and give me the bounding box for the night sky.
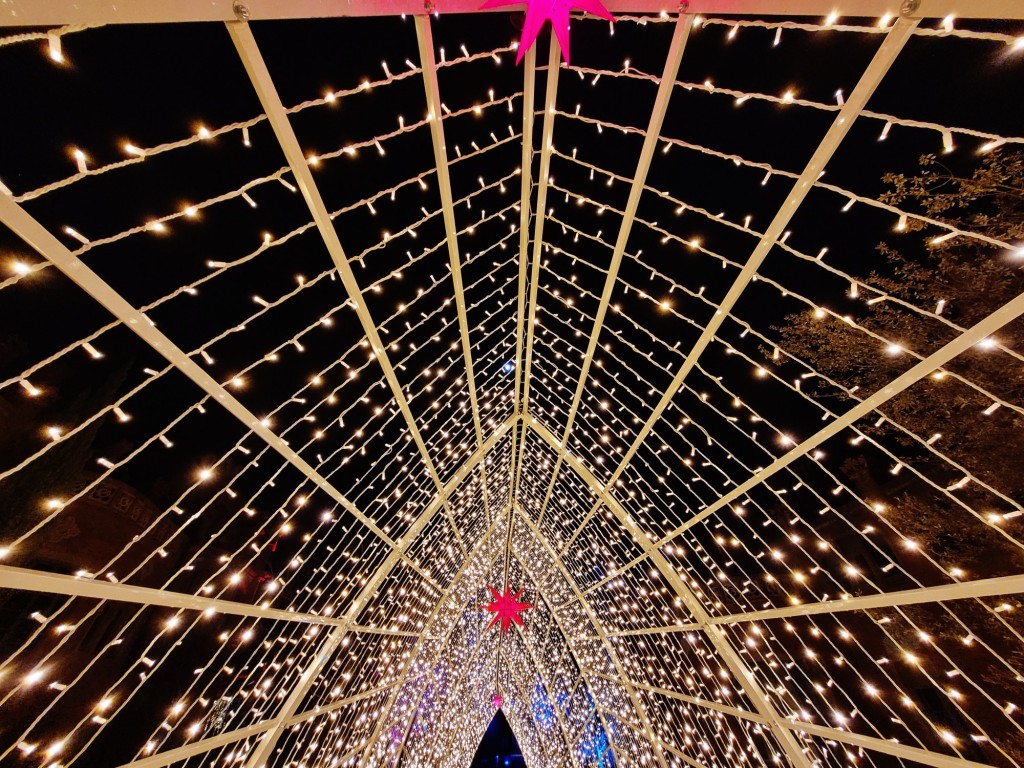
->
[1,6,1023,768]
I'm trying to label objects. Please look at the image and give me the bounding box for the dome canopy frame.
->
[1,2,1023,768]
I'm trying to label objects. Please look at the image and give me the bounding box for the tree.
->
[770,150,1024,765]
[774,149,1024,573]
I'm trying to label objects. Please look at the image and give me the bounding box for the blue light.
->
[577,720,614,767]
[532,681,556,729]
[501,360,514,375]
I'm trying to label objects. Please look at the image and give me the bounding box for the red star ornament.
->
[482,584,534,633]
[479,0,615,66]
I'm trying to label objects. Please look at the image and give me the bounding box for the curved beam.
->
[2,0,1020,27]
[529,415,814,768]
[229,19,469,558]
[514,507,667,768]
[537,13,693,525]
[560,15,919,551]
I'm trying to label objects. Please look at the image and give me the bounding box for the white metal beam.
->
[710,572,1024,624]
[536,13,693,525]
[514,34,561,508]
[227,20,470,558]
[0,565,406,635]
[415,14,493,526]
[786,720,998,768]
[355,515,506,767]
[577,282,1024,584]
[515,507,668,768]
[589,570,1024,630]
[529,415,815,768]
[0,184,432,580]
[2,0,1021,26]
[602,671,1000,768]
[116,675,420,768]
[508,43,538,579]
[241,415,514,768]
[589,669,766,724]
[560,16,917,551]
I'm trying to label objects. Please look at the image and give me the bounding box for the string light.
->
[0,11,1021,768]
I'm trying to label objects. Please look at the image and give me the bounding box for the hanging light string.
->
[1,130,520,397]
[2,10,1023,768]
[554,151,1024,367]
[542,204,1024,517]
[552,109,1016,253]
[578,11,1024,47]
[1,230,517,704]
[540,237,1023,613]
[542,180,1023,419]
[2,225,520,761]
[0,90,520,300]
[521,255,1023,756]
[0,23,100,50]
[6,41,518,203]
[0,173,522,553]
[562,62,1024,152]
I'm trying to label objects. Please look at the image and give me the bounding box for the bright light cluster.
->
[0,6,1022,768]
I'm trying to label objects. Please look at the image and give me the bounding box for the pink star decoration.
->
[482,584,534,633]
[479,0,615,66]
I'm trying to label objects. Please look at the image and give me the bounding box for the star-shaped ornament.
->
[482,584,534,633]
[479,0,615,66]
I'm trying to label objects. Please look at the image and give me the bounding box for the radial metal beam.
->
[0,182,431,579]
[588,669,766,724]
[710,572,1024,625]
[559,15,918,551]
[529,415,815,768]
[600,672,999,768]
[622,283,1024,568]
[0,565,405,635]
[355,515,506,767]
[3,0,1020,26]
[507,43,538,579]
[228,20,470,558]
[117,675,419,768]
[242,416,514,768]
[559,276,1024,611]
[515,507,666,768]
[787,721,998,768]
[514,34,561,508]
[415,14,492,525]
[536,13,693,526]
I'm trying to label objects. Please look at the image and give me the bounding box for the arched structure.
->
[1,3,1023,768]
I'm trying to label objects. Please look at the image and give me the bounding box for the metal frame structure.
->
[1,3,1022,768]
[535,13,693,525]
[3,0,1024,25]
